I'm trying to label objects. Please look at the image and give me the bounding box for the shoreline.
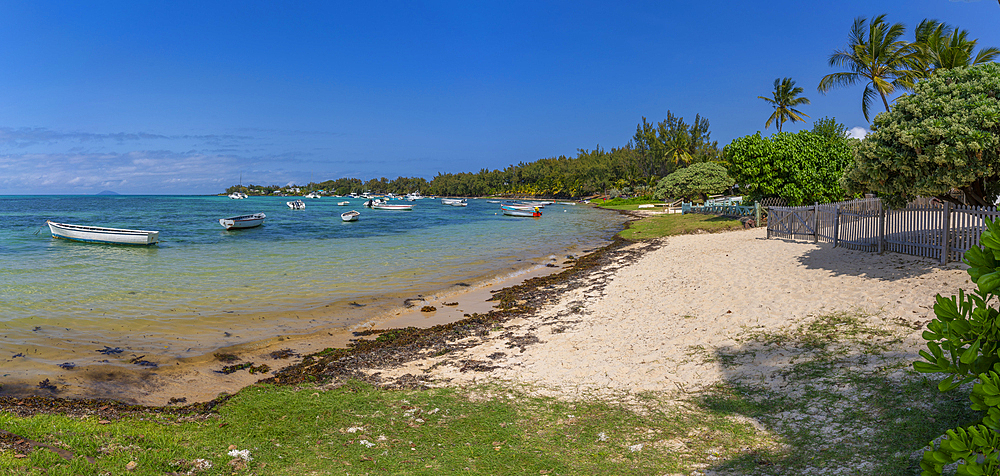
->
[1,220,975,424]
[0,236,610,407]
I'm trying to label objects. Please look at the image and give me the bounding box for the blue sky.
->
[1,0,998,194]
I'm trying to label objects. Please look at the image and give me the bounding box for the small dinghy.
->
[287,200,306,210]
[219,213,266,230]
[341,210,360,222]
[46,221,159,245]
[500,205,542,218]
[337,201,350,206]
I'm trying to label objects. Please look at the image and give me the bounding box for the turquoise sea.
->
[0,195,625,397]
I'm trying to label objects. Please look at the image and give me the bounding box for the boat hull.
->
[500,206,542,217]
[219,213,266,230]
[341,210,360,222]
[372,204,413,210]
[47,221,159,245]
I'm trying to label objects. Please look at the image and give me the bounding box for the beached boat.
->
[46,221,160,245]
[500,206,542,218]
[287,200,306,209]
[341,210,360,222]
[337,201,350,206]
[219,213,266,230]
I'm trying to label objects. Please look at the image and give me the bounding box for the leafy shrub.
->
[654,162,733,201]
[724,127,855,205]
[915,217,1000,475]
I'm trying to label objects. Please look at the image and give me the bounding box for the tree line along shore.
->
[228,15,1000,209]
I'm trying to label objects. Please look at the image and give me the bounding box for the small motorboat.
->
[219,213,266,230]
[337,201,350,206]
[372,202,413,210]
[486,200,501,203]
[228,192,247,199]
[500,205,541,217]
[287,200,306,210]
[341,210,360,222]
[46,221,159,245]
[441,198,467,206]
[305,192,322,199]
[502,203,537,210]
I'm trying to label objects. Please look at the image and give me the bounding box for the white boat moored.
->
[47,221,160,245]
[287,200,306,209]
[337,201,350,206]
[219,213,266,230]
[341,210,360,222]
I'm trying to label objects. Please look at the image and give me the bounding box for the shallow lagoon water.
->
[0,195,625,393]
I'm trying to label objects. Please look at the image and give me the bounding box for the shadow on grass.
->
[692,311,979,475]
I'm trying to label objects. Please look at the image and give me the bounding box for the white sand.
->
[364,227,972,398]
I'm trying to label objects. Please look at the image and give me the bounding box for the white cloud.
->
[847,127,869,139]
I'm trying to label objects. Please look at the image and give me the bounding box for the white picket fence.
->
[767,198,1000,264]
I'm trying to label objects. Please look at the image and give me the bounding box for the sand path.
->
[365,228,972,397]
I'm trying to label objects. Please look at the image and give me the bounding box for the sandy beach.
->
[354,227,972,400]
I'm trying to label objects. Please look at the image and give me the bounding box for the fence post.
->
[833,203,840,248]
[813,202,819,243]
[878,202,885,255]
[941,201,951,265]
[755,201,761,228]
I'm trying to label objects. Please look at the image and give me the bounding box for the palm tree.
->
[912,20,1000,76]
[818,14,917,122]
[758,77,811,133]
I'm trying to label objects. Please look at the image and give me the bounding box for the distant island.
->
[97,190,120,195]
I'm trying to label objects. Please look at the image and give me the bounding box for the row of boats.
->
[44,199,556,246]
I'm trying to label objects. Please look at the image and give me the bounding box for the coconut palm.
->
[758,77,811,133]
[818,14,917,122]
[912,20,1000,77]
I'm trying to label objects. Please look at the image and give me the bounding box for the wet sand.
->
[4,255,577,406]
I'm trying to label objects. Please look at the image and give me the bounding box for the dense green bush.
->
[723,128,855,206]
[654,162,733,201]
[915,217,1000,475]
[843,62,1000,208]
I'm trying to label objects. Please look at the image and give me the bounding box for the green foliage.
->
[818,14,917,121]
[916,217,1000,475]
[912,20,1000,78]
[654,162,733,201]
[633,111,721,179]
[811,116,849,139]
[759,77,811,133]
[723,125,854,206]
[842,62,1000,208]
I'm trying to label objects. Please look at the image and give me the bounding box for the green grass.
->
[699,311,980,475]
[619,213,744,240]
[0,382,766,476]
